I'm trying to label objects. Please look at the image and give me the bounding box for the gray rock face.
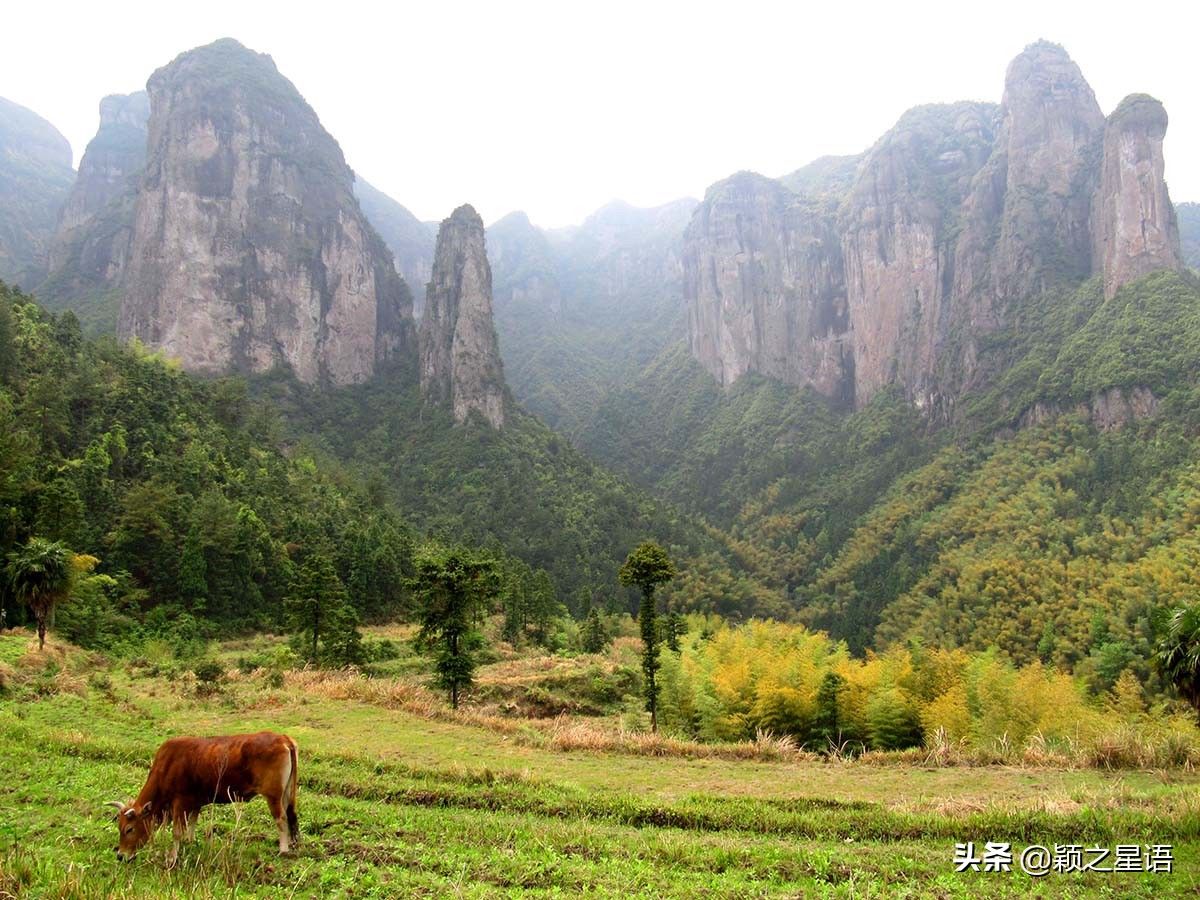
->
[1091,95,1181,298]
[1019,385,1158,431]
[42,92,150,308]
[0,97,74,287]
[840,101,996,410]
[354,177,435,316]
[684,41,1183,415]
[684,172,851,400]
[118,38,413,384]
[420,204,506,428]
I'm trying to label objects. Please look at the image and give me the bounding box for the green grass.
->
[2,633,1198,897]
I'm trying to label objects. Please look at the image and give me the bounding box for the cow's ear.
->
[140,801,152,815]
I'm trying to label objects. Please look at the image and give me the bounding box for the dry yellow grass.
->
[542,716,816,761]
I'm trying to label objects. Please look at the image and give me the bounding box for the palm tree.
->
[1153,605,1200,720]
[6,538,73,650]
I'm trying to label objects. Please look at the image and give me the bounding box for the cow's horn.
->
[105,800,124,809]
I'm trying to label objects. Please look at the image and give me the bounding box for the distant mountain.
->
[5,35,1200,664]
[354,177,436,316]
[38,91,150,332]
[117,38,413,385]
[486,197,697,434]
[1180,202,1200,268]
[685,42,1181,418]
[0,97,74,287]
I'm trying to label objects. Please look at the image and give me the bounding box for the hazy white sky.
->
[3,0,1195,227]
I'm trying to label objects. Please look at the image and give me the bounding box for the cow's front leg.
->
[167,807,188,867]
[267,796,291,854]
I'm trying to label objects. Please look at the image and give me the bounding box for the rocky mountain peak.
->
[684,42,1184,420]
[99,91,151,131]
[1000,41,1103,171]
[118,38,413,384]
[1092,93,1182,297]
[420,204,507,428]
[44,90,150,303]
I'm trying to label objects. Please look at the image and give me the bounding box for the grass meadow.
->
[1,630,1198,898]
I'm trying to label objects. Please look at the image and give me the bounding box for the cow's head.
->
[108,800,154,860]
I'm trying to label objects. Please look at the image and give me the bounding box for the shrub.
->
[193,659,224,684]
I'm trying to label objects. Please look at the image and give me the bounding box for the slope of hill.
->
[575,269,1200,666]
[0,97,74,288]
[0,283,417,634]
[354,177,436,316]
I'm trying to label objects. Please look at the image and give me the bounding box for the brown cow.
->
[109,731,298,865]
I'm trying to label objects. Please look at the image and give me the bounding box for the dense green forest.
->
[0,284,604,655]
[0,282,424,652]
[0,282,774,654]
[248,361,770,615]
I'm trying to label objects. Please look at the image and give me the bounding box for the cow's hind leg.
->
[286,801,299,846]
[267,795,290,854]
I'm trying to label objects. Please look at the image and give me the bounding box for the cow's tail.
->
[285,738,299,843]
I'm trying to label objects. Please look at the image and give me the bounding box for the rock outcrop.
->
[840,101,996,410]
[354,177,436,316]
[685,172,852,400]
[118,38,413,384]
[420,204,506,428]
[684,41,1183,414]
[0,97,74,287]
[41,92,150,309]
[1091,94,1181,298]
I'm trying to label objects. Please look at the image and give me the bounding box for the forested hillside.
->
[252,362,776,615]
[570,271,1200,667]
[0,282,420,646]
[0,282,775,643]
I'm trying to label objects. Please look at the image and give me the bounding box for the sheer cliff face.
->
[841,102,996,408]
[118,39,413,385]
[0,97,75,287]
[1091,95,1181,298]
[684,41,1182,413]
[420,205,506,428]
[685,172,851,400]
[44,92,149,300]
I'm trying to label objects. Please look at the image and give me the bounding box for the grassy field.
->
[1,631,1198,898]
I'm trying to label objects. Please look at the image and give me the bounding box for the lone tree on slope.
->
[1154,604,1200,721]
[6,537,75,651]
[412,546,498,709]
[619,541,677,732]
